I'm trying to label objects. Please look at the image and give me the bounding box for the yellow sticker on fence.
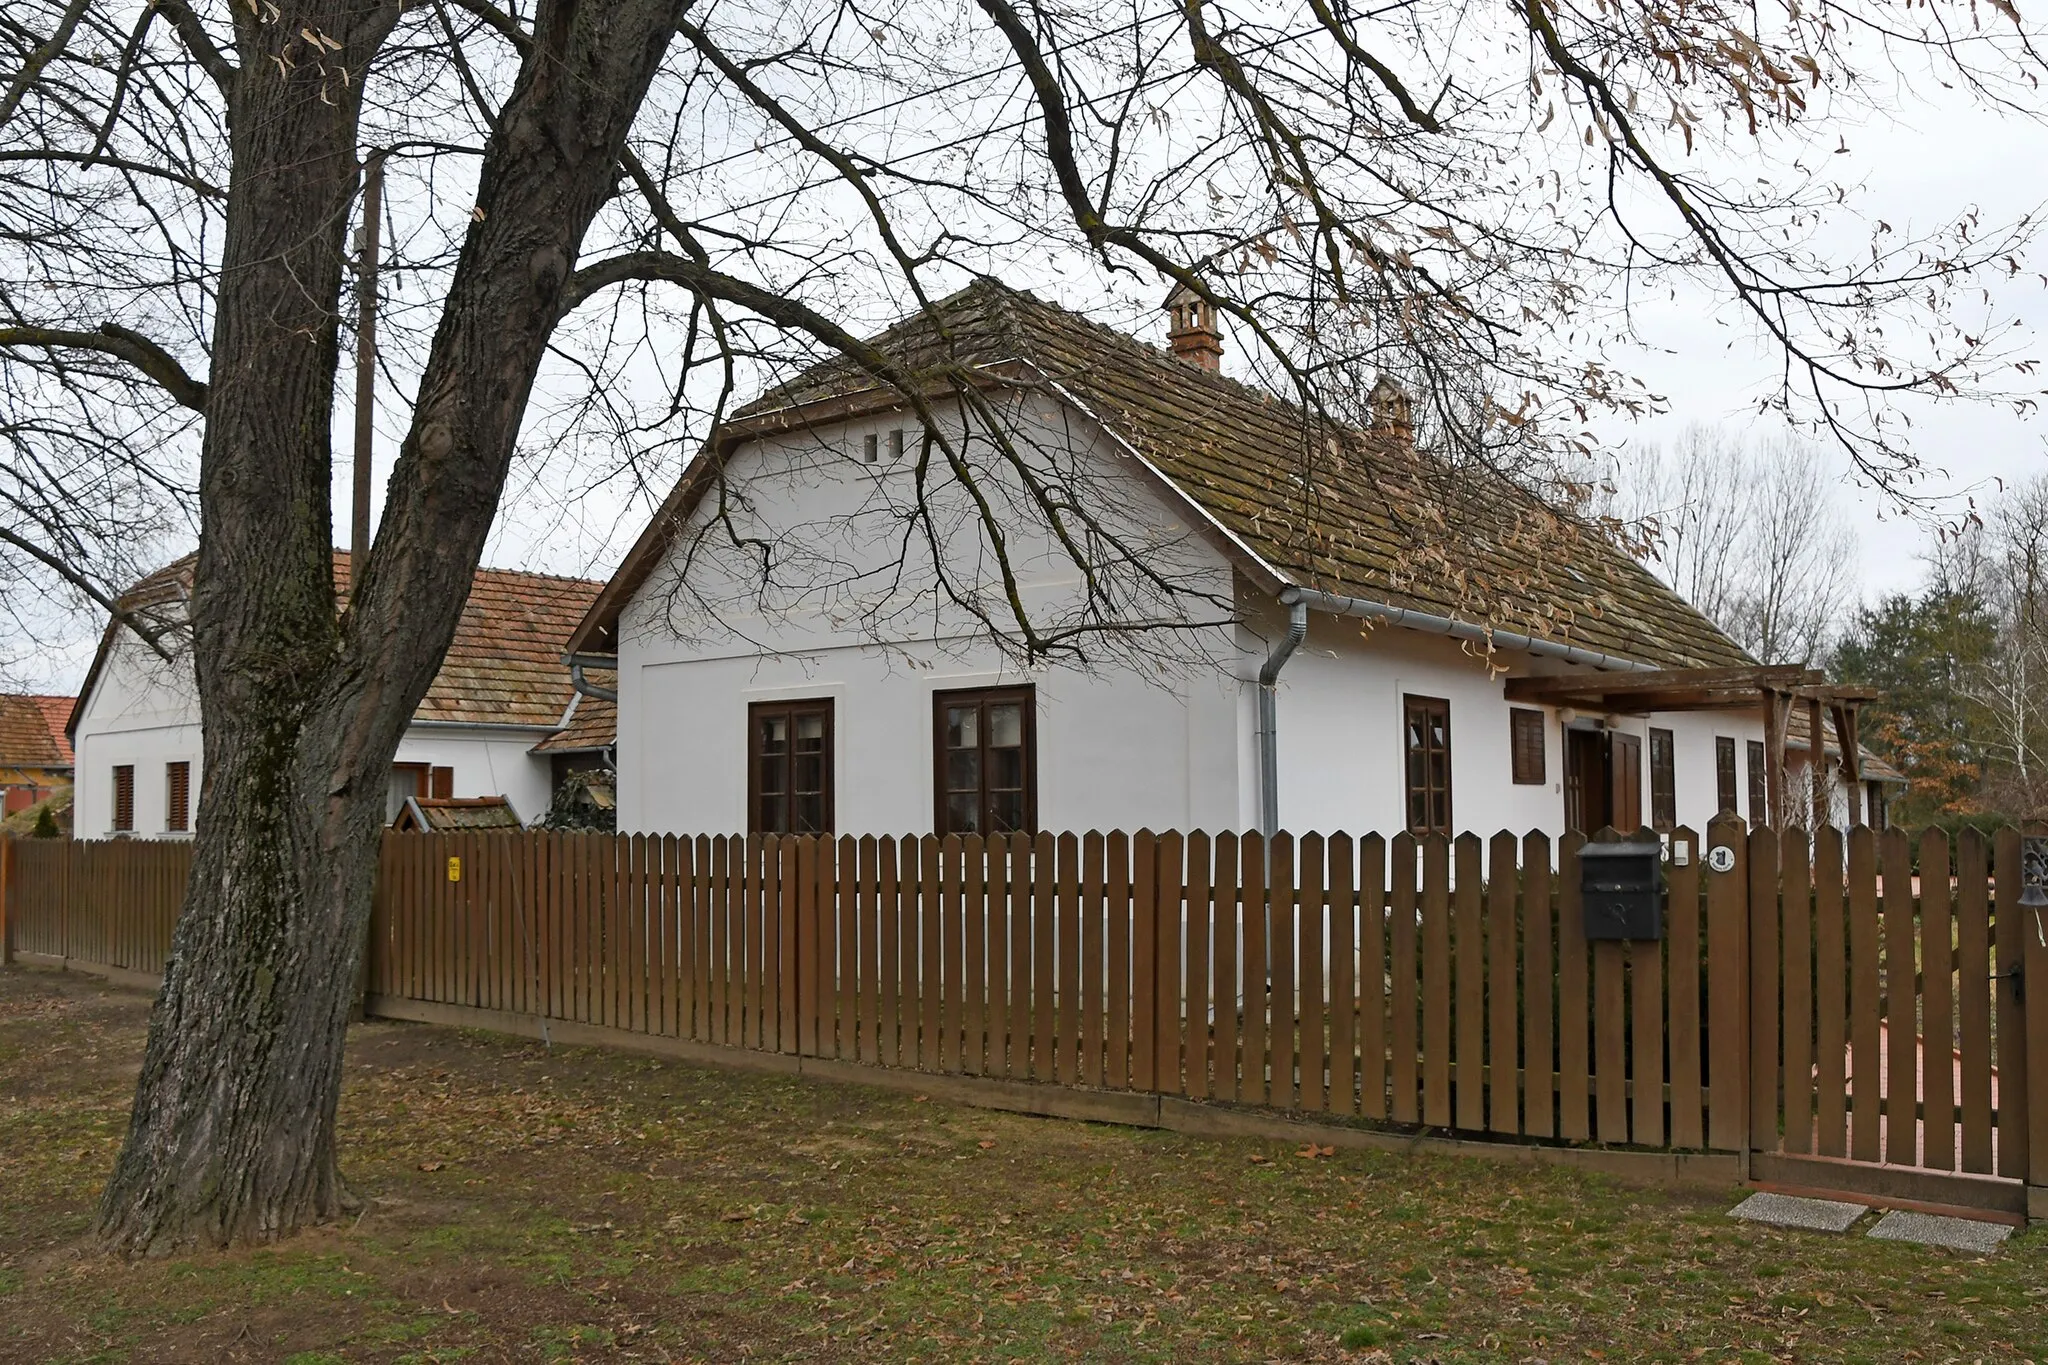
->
[447,857,461,883]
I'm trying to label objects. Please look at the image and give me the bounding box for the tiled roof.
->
[579,280,1750,670]
[531,681,615,753]
[394,796,524,832]
[0,693,75,768]
[335,557,601,728]
[86,554,599,731]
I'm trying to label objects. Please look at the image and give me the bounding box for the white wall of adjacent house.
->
[70,629,558,837]
[613,393,1793,844]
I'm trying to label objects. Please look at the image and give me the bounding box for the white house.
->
[567,281,1898,842]
[69,553,610,837]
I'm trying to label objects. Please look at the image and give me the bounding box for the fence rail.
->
[5,818,2041,1213]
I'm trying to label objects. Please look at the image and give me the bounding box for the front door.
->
[1565,729,1643,834]
[1564,728,1606,833]
[1607,732,1643,833]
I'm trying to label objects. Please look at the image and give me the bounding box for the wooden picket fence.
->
[4,820,2042,1216]
[362,827,1729,1148]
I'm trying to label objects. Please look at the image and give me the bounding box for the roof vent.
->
[1368,374,1414,443]
[1164,283,1223,372]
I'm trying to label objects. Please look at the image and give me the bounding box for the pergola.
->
[1501,664,1881,829]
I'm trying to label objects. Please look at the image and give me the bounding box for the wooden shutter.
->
[1714,736,1737,814]
[430,766,454,799]
[112,764,134,833]
[1509,708,1545,785]
[1607,732,1643,834]
[1649,728,1676,830]
[166,761,191,833]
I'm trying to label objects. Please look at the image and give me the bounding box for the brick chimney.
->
[1164,284,1223,372]
[1368,374,1414,443]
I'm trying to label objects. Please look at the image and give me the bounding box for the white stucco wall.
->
[618,394,1243,836]
[71,629,558,837]
[614,389,1805,843]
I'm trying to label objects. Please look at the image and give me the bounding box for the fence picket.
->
[1485,832,1517,1135]
[1920,829,1955,1171]
[1813,826,1847,1159]
[1956,829,1994,1174]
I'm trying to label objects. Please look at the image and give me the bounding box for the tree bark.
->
[95,0,681,1256]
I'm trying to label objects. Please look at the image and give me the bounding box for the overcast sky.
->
[24,13,2048,696]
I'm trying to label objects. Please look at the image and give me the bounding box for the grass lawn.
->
[0,966,2041,1363]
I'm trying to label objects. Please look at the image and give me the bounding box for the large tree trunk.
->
[95,0,680,1256]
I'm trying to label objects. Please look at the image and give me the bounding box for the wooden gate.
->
[1742,823,2048,1220]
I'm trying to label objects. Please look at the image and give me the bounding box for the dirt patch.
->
[2,963,2043,1362]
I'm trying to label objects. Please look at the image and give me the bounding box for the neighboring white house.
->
[70,553,609,837]
[566,280,1899,842]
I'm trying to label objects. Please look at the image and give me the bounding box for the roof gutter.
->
[1276,586,1663,675]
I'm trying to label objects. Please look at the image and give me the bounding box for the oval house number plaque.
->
[1705,845,1736,874]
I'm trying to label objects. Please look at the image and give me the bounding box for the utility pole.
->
[351,151,386,566]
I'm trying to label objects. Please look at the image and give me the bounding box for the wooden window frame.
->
[1509,707,1545,785]
[165,761,191,834]
[1402,694,1453,837]
[933,685,1038,837]
[1714,736,1737,816]
[747,698,835,835]
[112,764,134,833]
[1746,739,1768,827]
[1648,727,1676,832]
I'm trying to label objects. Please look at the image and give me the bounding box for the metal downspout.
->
[570,662,618,703]
[1256,599,1309,840]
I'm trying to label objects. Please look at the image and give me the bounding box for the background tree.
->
[3,0,2046,1254]
[1832,585,1999,822]
[1615,424,1857,664]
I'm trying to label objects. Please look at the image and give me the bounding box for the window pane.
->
[990,790,1025,832]
[794,753,823,794]
[991,747,1023,791]
[947,792,981,833]
[759,715,788,751]
[989,703,1022,748]
[946,705,978,749]
[760,755,786,793]
[760,794,787,833]
[796,794,825,833]
[947,748,980,792]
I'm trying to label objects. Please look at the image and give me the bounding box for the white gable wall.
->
[71,627,558,837]
[617,394,1246,836]
[616,388,1789,842]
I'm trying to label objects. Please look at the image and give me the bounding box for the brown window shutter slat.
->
[113,764,134,832]
[166,761,191,833]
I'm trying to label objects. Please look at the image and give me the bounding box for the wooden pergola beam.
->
[1504,664,1815,702]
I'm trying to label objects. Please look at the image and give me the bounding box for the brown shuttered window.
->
[1715,736,1737,815]
[1648,728,1676,831]
[430,765,454,799]
[750,699,833,834]
[1747,739,1768,827]
[112,764,134,833]
[1403,695,1452,836]
[935,686,1036,836]
[165,761,191,833]
[1509,708,1545,785]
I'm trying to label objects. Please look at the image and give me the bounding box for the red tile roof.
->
[531,679,615,754]
[0,693,75,768]
[82,554,600,732]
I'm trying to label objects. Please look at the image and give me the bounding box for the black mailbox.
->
[1580,839,1664,941]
